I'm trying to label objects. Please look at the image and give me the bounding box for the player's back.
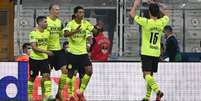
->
[135,15,169,57]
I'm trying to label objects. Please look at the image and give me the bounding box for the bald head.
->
[49,3,60,18]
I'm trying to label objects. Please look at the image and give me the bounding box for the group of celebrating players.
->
[28,4,99,101]
[27,0,169,101]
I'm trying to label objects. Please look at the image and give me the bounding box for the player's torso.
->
[30,30,50,60]
[47,17,62,50]
[141,19,164,57]
[69,20,92,41]
[67,20,92,55]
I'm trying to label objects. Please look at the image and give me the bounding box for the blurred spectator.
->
[16,43,32,83]
[16,43,32,61]
[163,25,181,62]
[90,21,111,61]
[160,43,165,61]
[62,41,69,52]
[58,41,69,74]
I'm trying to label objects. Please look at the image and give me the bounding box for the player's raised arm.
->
[129,0,141,18]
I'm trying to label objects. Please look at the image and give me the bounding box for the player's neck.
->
[48,15,57,20]
[37,27,44,32]
[167,33,174,39]
[150,15,158,20]
[75,18,82,24]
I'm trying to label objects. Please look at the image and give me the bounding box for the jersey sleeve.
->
[160,16,169,26]
[134,15,148,26]
[29,31,37,43]
[86,21,94,32]
[63,22,72,32]
[85,30,92,38]
[59,23,64,37]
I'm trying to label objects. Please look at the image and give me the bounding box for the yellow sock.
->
[145,74,159,93]
[28,81,33,99]
[44,80,52,97]
[80,74,90,93]
[145,82,152,99]
[58,74,68,92]
[68,76,76,96]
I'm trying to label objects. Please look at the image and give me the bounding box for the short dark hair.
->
[74,6,84,14]
[164,25,173,33]
[36,16,46,24]
[149,3,160,17]
[49,3,59,10]
[22,43,31,49]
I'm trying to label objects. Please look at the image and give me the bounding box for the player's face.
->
[101,44,109,54]
[75,9,85,20]
[40,19,48,29]
[50,5,60,18]
[25,45,32,55]
[163,30,170,38]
